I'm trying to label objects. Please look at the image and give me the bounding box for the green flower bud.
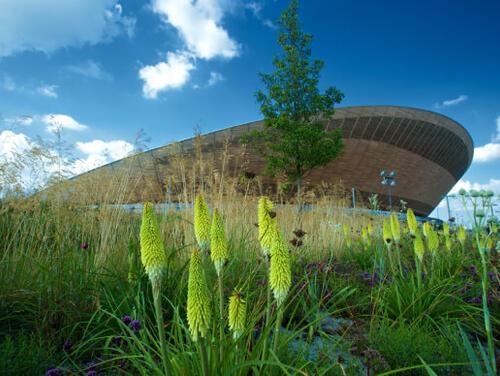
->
[445,236,453,251]
[194,194,211,252]
[422,222,430,238]
[258,196,276,257]
[140,202,167,284]
[414,230,425,262]
[383,218,392,248]
[187,249,211,342]
[269,230,291,307]
[390,213,401,244]
[457,225,466,247]
[427,227,439,255]
[443,222,450,237]
[407,208,417,237]
[367,223,374,236]
[343,223,352,248]
[210,209,228,275]
[361,227,371,249]
[228,290,246,340]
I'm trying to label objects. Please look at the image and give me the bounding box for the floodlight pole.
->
[380,170,397,212]
[445,195,452,220]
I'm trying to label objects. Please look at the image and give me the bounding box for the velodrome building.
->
[71,106,473,217]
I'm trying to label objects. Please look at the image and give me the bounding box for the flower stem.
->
[261,259,272,362]
[477,232,496,374]
[415,256,422,290]
[153,280,171,376]
[272,305,283,354]
[199,336,210,376]
[218,268,225,366]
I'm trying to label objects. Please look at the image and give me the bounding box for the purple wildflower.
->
[121,315,132,325]
[468,265,477,276]
[63,339,72,352]
[46,368,61,376]
[111,336,123,347]
[80,242,89,250]
[468,296,482,305]
[129,319,141,333]
[87,370,97,376]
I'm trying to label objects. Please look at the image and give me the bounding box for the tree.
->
[244,0,344,201]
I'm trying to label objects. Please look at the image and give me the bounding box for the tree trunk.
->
[296,175,303,215]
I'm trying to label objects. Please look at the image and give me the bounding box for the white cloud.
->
[245,2,275,28]
[0,1,135,58]
[139,51,195,98]
[65,60,113,80]
[140,0,239,98]
[151,0,239,60]
[208,71,224,86]
[73,139,134,174]
[41,114,88,132]
[75,139,134,160]
[472,115,500,164]
[450,179,500,195]
[4,116,33,127]
[1,75,18,91]
[37,84,58,98]
[434,94,468,108]
[0,130,31,160]
[2,75,59,98]
[473,143,500,163]
[431,179,500,222]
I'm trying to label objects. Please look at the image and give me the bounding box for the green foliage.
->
[244,0,344,189]
[0,333,58,376]
[0,189,498,375]
[370,322,467,375]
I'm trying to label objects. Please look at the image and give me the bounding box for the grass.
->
[0,179,498,375]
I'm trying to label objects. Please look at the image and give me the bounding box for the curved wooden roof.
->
[72,106,473,216]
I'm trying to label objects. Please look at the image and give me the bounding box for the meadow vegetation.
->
[0,162,498,375]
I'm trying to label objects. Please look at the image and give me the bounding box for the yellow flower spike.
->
[486,237,493,252]
[445,236,453,252]
[427,227,439,255]
[367,223,374,236]
[210,209,228,276]
[258,196,276,257]
[343,223,352,248]
[443,222,450,237]
[194,194,211,252]
[390,213,401,244]
[269,230,291,307]
[361,227,371,249]
[140,202,167,284]
[414,230,425,262]
[407,208,417,237]
[457,225,466,248]
[422,221,430,238]
[228,290,246,340]
[187,249,211,342]
[383,218,392,248]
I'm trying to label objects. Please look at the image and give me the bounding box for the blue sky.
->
[0,0,499,216]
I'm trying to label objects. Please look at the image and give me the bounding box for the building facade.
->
[72,106,473,216]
